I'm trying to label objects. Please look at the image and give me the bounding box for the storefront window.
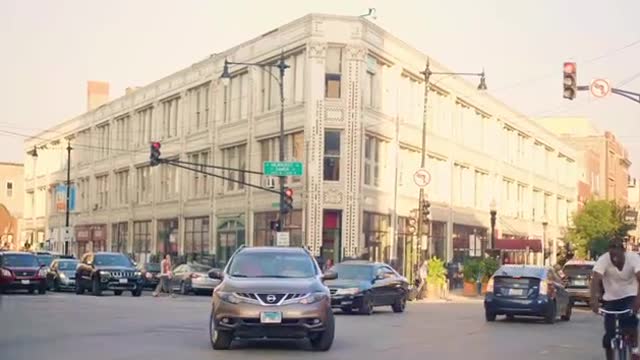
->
[216,217,245,268]
[133,221,152,263]
[431,221,447,261]
[362,212,391,263]
[111,223,128,253]
[321,210,342,264]
[157,219,179,258]
[184,217,209,261]
[452,224,487,261]
[254,210,302,247]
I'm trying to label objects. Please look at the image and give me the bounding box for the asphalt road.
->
[0,291,604,360]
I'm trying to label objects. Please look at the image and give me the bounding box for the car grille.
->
[109,271,135,278]
[329,289,338,295]
[235,293,308,304]
[14,270,36,277]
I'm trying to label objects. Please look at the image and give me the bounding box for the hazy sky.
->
[1,0,639,175]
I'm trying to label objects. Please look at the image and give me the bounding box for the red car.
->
[0,251,48,294]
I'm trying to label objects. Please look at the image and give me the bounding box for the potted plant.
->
[481,257,500,294]
[462,258,482,296]
[426,257,447,299]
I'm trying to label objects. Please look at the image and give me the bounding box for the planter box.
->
[481,281,489,295]
[463,281,478,296]
[426,283,442,299]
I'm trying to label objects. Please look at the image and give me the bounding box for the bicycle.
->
[599,308,636,360]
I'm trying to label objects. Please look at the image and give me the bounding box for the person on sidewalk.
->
[416,260,429,300]
[153,254,175,297]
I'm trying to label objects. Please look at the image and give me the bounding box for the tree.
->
[566,200,633,259]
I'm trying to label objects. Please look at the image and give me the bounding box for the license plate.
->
[21,280,30,285]
[509,288,524,296]
[573,280,586,286]
[119,278,128,284]
[260,312,282,324]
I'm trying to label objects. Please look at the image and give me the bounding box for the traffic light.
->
[283,188,293,214]
[421,200,431,226]
[407,216,417,235]
[563,62,577,100]
[150,142,161,166]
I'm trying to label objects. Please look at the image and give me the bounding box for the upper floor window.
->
[96,175,109,210]
[221,144,246,192]
[364,135,385,187]
[325,47,342,99]
[364,55,382,109]
[259,132,304,184]
[161,97,180,139]
[136,107,153,147]
[96,123,110,160]
[160,162,179,201]
[188,83,210,132]
[188,150,210,198]
[323,130,341,181]
[5,182,13,197]
[136,166,151,204]
[114,115,130,151]
[115,170,129,206]
[261,52,306,112]
[227,72,249,123]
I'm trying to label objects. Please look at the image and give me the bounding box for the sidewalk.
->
[413,289,484,304]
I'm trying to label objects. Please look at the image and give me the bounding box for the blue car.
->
[484,265,572,324]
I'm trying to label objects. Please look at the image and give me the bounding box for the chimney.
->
[87,81,110,111]
[125,86,141,95]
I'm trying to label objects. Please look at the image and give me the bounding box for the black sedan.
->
[484,265,572,324]
[138,262,161,290]
[46,258,79,291]
[325,260,409,315]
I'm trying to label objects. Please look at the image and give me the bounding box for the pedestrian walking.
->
[153,254,175,297]
[416,260,428,300]
[323,258,334,272]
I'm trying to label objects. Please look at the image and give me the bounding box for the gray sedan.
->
[170,263,221,295]
[46,259,79,291]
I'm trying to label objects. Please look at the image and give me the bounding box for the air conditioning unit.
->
[263,176,276,189]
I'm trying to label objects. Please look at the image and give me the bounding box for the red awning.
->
[494,238,542,252]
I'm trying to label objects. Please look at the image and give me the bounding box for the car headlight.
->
[99,270,111,277]
[216,291,242,304]
[145,272,152,279]
[0,268,11,277]
[298,292,329,305]
[59,273,67,279]
[38,268,48,277]
[134,271,142,277]
[336,287,360,296]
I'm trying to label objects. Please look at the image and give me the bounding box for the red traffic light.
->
[284,188,293,197]
[563,62,576,73]
[152,142,161,150]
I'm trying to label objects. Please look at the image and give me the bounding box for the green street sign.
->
[272,202,280,208]
[263,161,303,177]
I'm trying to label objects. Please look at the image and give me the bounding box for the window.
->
[161,163,179,201]
[136,107,153,147]
[188,150,210,198]
[184,217,210,257]
[258,132,304,184]
[96,123,110,159]
[254,210,303,247]
[114,115,130,151]
[323,130,341,181]
[517,183,526,219]
[364,55,382,109]
[25,191,34,218]
[474,171,487,209]
[161,96,180,139]
[111,223,128,253]
[399,75,424,127]
[5,182,13,197]
[157,219,179,257]
[115,170,129,206]
[76,129,92,165]
[188,82,210,132]
[76,177,90,212]
[260,52,305,112]
[221,144,247,192]
[96,175,109,210]
[325,47,342,98]
[364,135,385,187]
[136,166,151,204]
[132,221,151,262]
[227,72,249,123]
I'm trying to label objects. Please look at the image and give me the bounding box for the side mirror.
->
[208,269,224,280]
[322,270,338,281]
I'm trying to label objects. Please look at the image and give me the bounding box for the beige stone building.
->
[0,162,23,250]
[23,14,578,271]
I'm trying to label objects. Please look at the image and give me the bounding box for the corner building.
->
[23,14,578,270]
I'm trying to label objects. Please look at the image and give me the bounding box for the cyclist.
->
[591,237,640,360]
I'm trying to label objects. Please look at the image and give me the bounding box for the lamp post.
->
[489,199,497,257]
[542,216,549,266]
[221,52,289,236]
[417,59,487,262]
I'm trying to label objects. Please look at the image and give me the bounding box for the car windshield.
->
[58,260,78,270]
[94,254,133,267]
[3,254,40,268]
[563,264,593,276]
[494,266,545,279]
[228,251,316,278]
[37,255,54,267]
[146,263,161,272]
[189,264,212,273]
[332,264,373,280]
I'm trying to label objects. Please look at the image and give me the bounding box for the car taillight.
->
[486,277,494,293]
[539,280,548,295]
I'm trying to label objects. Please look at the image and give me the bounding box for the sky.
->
[1,0,639,175]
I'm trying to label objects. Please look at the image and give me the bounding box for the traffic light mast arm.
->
[164,160,282,195]
[575,85,640,104]
[163,158,264,175]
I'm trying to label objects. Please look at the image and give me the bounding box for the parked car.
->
[0,251,48,294]
[208,246,336,351]
[325,260,409,314]
[34,251,56,270]
[561,260,596,305]
[138,262,161,290]
[75,252,144,296]
[484,265,572,324]
[46,258,79,291]
[171,263,221,295]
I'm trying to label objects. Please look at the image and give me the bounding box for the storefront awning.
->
[494,238,542,252]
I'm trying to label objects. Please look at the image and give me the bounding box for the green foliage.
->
[566,200,633,259]
[426,257,447,286]
[481,258,500,282]
[462,258,482,282]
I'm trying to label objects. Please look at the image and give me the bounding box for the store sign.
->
[624,209,638,229]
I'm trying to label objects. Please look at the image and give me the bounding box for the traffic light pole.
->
[576,85,640,104]
[64,141,72,256]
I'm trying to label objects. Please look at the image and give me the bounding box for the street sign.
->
[276,232,290,247]
[263,161,304,177]
[62,227,73,243]
[271,202,280,208]
[413,169,431,188]
[590,79,611,98]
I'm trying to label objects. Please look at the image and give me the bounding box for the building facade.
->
[23,14,578,270]
[629,177,640,244]
[0,162,24,250]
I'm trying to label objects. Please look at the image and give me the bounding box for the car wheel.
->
[358,295,374,315]
[75,281,84,295]
[92,277,102,296]
[485,311,496,322]
[561,302,572,321]
[209,311,233,350]
[180,282,189,295]
[544,302,557,324]
[310,309,335,351]
[341,306,353,313]
[38,285,46,295]
[391,295,406,313]
[114,290,123,296]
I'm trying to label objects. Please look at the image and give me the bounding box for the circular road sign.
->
[590,79,611,98]
[413,169,431,188]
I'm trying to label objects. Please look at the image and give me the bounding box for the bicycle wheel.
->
[613,340,630,360]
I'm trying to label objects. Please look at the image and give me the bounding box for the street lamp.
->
[542,215,549,266]
[417,58,487,262]
[220,52,290,237]
[489,199,497,252]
